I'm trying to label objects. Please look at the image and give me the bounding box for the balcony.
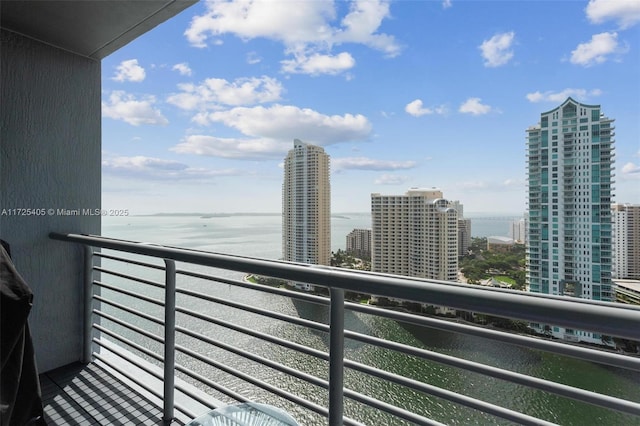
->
[2,4,640,425]
[39,232,640,425]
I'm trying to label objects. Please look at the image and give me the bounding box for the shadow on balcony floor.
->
[40,362,183,425]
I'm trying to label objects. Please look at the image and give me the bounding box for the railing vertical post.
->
[83,245,94,364]
[329,288,345,425]
[163,259,177,424]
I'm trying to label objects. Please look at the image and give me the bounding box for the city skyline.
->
[101,0,640,215]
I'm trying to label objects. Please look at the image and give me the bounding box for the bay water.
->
[99,213,640,425]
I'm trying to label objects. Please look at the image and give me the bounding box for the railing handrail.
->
[50,232,640,341]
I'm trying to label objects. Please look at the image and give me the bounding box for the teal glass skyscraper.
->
[526,98,615,343]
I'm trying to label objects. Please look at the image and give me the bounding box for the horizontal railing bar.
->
[176,325,329,391]
[343,368,554,426]
[96,337,188,426]
[177,268,330,306]
[171,401,197,425]
[179,267,640,377]
[344,331,640,417]
[175,326,442,426]
[174,308,542,424]
[93,324,163,363]
[50,233,640,340]
[174,352,329,422]
[175,305,329,361]
[174,343,336,423]
[95,251,165,270]
[94,342,203,423]
[345,302,640,372]
[93,352,164,403]
[95,338,164,382]
[94,266,165,289]
[95,280,165,307]
[176,286,329,333]
[94,310,164,346]
[343,390,447,426]
[174,363,246,405]
[94,295,164,326]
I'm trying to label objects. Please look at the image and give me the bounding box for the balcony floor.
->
[40,362,183,425]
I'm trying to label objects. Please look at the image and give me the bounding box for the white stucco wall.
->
[1,30,101,372]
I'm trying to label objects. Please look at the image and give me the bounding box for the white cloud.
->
[621,162,640,177]
[171,135,289,159]
[332,157,417,172]
[102,91,168,126]
[193,104,372,144]
[502,179,524,188]
[172,63,193,76]
[457,181,490,190]
[442,0,453,9]
[374,174,410,185]
[247,51,262,64]
[167,76,284,110]
[185,0,336,47]
[479,32,515,67]
[281,52,355,75]
[570,32,627,66]
[103,155,241,180]
[458,98,493,115]
[185,0,400,75]
[586,0,640,29]
[113,59,146,82]
[526,88,603,103]
[333,0,401,57]
[405,99,448,117]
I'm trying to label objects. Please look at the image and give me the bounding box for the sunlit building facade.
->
[526,98,615,343]
[612,203,640,280]
[282,140,331,280]
[510,217,527,244]
[346,228,371,260]
[371,188,458,281]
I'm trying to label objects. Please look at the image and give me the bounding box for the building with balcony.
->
[371,188,458,281]
[526,98,615,343]
[282,140,331,290]
[346,228,371,260]
[612,203,640,280]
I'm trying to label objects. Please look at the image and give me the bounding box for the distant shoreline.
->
[127,212,524,219]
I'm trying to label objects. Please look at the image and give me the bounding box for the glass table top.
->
[186,402,299,426]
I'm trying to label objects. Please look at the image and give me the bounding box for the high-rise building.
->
[282,139,331,285]
[346,228,371,260]
[371,188,458,281]
[612,203,640,280]
[526,98,615,343]
[450,201,471,256]
[510,217,527,244]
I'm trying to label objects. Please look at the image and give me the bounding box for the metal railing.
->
[50,232,640,425]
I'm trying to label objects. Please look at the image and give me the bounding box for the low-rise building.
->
[487,236,515,253]
[613,279,640,306]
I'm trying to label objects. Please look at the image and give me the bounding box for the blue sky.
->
[101,0,640,215]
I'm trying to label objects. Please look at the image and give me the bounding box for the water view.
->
[99,214,640,425]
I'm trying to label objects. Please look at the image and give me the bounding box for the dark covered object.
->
[1,243,46,425]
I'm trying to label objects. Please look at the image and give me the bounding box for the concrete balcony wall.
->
[1,29,101,372]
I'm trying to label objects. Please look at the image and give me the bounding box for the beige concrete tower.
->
[282,139,331,274]
[371,188,458,281]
